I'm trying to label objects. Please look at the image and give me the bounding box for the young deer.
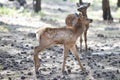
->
[76,2,90,17]
[65,3,92,51]
[34,13,91,73]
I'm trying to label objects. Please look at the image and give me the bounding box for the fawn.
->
[65,2,92,51]
[76,2,90,17]
[34,13,92,73]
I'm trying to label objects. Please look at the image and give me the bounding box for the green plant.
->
[38,10,46,16]
[115,7,120,17]
[0,6,16,14]
[0,25,9,32]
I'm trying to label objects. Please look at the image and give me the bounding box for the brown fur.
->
[65,3,92,51]
[34,13,89,73]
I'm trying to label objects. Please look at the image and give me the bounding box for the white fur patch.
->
[35,25,55,41]
[36,32,40,41]
[35,27,44,41]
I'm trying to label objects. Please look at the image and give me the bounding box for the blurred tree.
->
[33,0,41,12]
[17,0,26,6]
[9,0,26,6]
[102,0,113,21]
[0,3,3,7]
[117,0,120,7]
[79,0,83,4]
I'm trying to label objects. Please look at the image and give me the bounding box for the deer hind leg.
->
[34,42,52,72]
[62,45,69,73]
[70,45,84,70]
[80,35,83,51]
[34,45,44,72]
[34,37,54,71]
[84,25,89,51]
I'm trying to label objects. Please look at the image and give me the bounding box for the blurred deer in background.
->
[34,13,92,73]
[65,2,92,51]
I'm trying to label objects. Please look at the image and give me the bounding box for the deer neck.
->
[74,21,85,37]
[82,11,87,17]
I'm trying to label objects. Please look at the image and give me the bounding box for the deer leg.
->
[70,45,84,70]
[34,45,45,72]
[80,35,83,51]
[62,45,69,73]
[84,25,89,51]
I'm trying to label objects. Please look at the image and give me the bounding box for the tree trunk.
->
[9,0,14,1]
[117,0,120,7]
[33,0,41,12]
[102,0,113,21]
[17,0,26,6]
[79,0,83,4]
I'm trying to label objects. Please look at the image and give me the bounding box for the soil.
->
[0,0,120,80]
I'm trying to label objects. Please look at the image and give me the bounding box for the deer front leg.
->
[70,45,84,70]
[62,46,69,73]
[84,25,89,51]
[34,46,43,72]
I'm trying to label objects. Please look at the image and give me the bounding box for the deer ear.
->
[87,3,90,7]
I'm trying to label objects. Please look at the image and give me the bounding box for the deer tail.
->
[35,27,46,41]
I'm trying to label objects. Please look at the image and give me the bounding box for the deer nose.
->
[90,19,93,23]
[87,18,93,23]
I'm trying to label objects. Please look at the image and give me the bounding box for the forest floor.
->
[0,0,120,80]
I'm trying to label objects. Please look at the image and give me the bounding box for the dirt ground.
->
[0,0,120,80]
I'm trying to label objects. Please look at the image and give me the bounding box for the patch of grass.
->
[0,6,31,16]
[19,9,31,16]
[38,10,46,17]
[0,65,3,70]
[0,6,16,15]
[22,10,29,16]
[69,0,77,2]
[115,8,120,18]
[0,25,9,32]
